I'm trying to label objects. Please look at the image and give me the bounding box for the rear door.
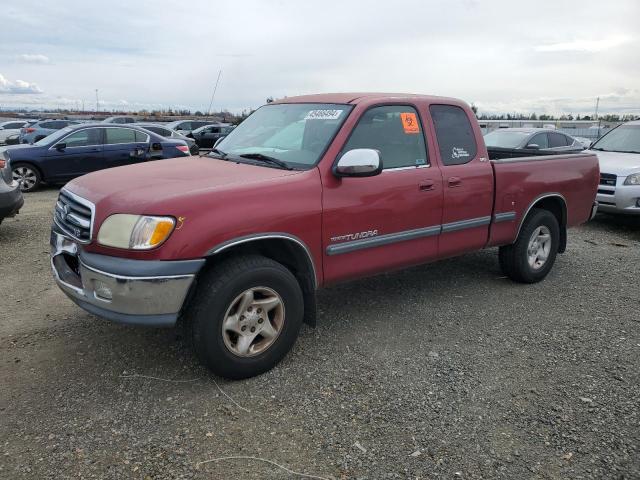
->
[102,127,149,168]
[429,104,494,257]
[322,104,443,283]
[45,127,104,181]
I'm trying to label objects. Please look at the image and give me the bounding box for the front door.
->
[428,104,494,257]
[46,127,104,181]
[322,104,443,284]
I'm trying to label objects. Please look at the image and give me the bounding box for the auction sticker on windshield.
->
[304,109,343,120]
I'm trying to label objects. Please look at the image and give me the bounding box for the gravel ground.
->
[1,187,639,479]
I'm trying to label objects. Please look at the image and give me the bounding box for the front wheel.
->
[12,163,42,192]
[188,255,304,379]
[499,208,560,283]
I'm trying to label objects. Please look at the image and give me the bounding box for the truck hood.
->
[590,150,640,176]
[66,156,303,212]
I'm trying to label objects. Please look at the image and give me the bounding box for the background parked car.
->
[165,120,210,135]
[7,124,191,192]
[188,124,235,148]
[591,120,640,215]
[484,128,584,152]
[4,133,21,146]
[0,121,29,144]
[0,149,23,226]
[135,123,199,155]
[20,119,80,144]
[102,116,136,124]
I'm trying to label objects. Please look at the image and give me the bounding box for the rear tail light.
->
[176,145,190,155]
[25,128,36,133]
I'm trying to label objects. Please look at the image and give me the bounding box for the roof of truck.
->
[271,92,463,105]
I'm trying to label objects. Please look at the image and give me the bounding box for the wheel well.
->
[204,238,318,326]
[525,196,568,253]
[12,161,43,178]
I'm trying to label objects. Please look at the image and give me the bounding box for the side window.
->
[105,128,137,144]
[528,133,549,149]
[134,130,149,142]
[342,105,428,169]
[40,122,55,129]
[61,129,101,147]
[430,105,477,165]
[178,122,190,130]
[548,132,568,147]
[211,127,221,134]
[125,118,135,124]
[7,122,25,129]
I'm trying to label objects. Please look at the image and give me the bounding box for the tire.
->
[499,208,560,284]
[12,163,42,192]
[188,255,304,379]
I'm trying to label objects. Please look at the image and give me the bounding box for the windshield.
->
[213,103,352,168]
[34,127,73,146]
[484,130,531,148]
[591,125,640,153]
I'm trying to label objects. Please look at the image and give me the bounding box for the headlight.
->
[97,214,175,250]
[624,173,640,186]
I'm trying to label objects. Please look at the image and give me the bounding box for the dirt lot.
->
[1,187,638,479]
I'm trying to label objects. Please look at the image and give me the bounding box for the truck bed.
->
[487,151,599,248]
[487,146,585,160]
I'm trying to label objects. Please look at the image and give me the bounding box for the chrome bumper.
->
[51,230,204,327]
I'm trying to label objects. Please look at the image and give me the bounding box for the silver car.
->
[591,120,640,215]
[484,128,584,152]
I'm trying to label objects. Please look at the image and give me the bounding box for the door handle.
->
[419,180,435,191]
[448,176,462,187]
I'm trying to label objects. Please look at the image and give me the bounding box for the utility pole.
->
[95,89,99,113]
[594,97,601,138]
[207,70,222,118]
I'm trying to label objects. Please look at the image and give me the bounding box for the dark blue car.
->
[6,123,191,192]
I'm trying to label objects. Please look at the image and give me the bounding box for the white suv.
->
[591,120,640,215]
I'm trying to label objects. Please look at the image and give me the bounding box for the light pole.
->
[207,70,222,118]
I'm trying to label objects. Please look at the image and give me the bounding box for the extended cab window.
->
[343,105,428,169]
[430,105,477,165]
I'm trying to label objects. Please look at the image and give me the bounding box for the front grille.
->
[599,173,617,186]
[54,190,94,243]
[597,189,614,195]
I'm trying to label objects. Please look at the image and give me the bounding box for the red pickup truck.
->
[51,93,599,378]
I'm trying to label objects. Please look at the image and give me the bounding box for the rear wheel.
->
[12,163,41,192]
[188,255,304,379]
[499,208,560,283]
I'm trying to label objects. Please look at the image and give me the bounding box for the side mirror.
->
[334,149,382,177]
[526,143,540,150]
[55,143,66,151]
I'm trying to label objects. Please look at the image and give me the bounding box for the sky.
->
[0,0,639,116]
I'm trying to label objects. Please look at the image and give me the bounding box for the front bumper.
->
[51,229,205,327]
[596,182,640,215]
[0,178,24,220]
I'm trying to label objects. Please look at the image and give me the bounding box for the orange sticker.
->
[400,112,420,134]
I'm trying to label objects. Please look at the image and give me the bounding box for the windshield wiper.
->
[238,153,292,170]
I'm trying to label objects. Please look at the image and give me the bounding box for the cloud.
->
[534,35,633,53]
[14,53,50,64]
[475,89,640,116]
[0,74,43,94]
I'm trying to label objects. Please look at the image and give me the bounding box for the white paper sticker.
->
[304,109,342,120]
